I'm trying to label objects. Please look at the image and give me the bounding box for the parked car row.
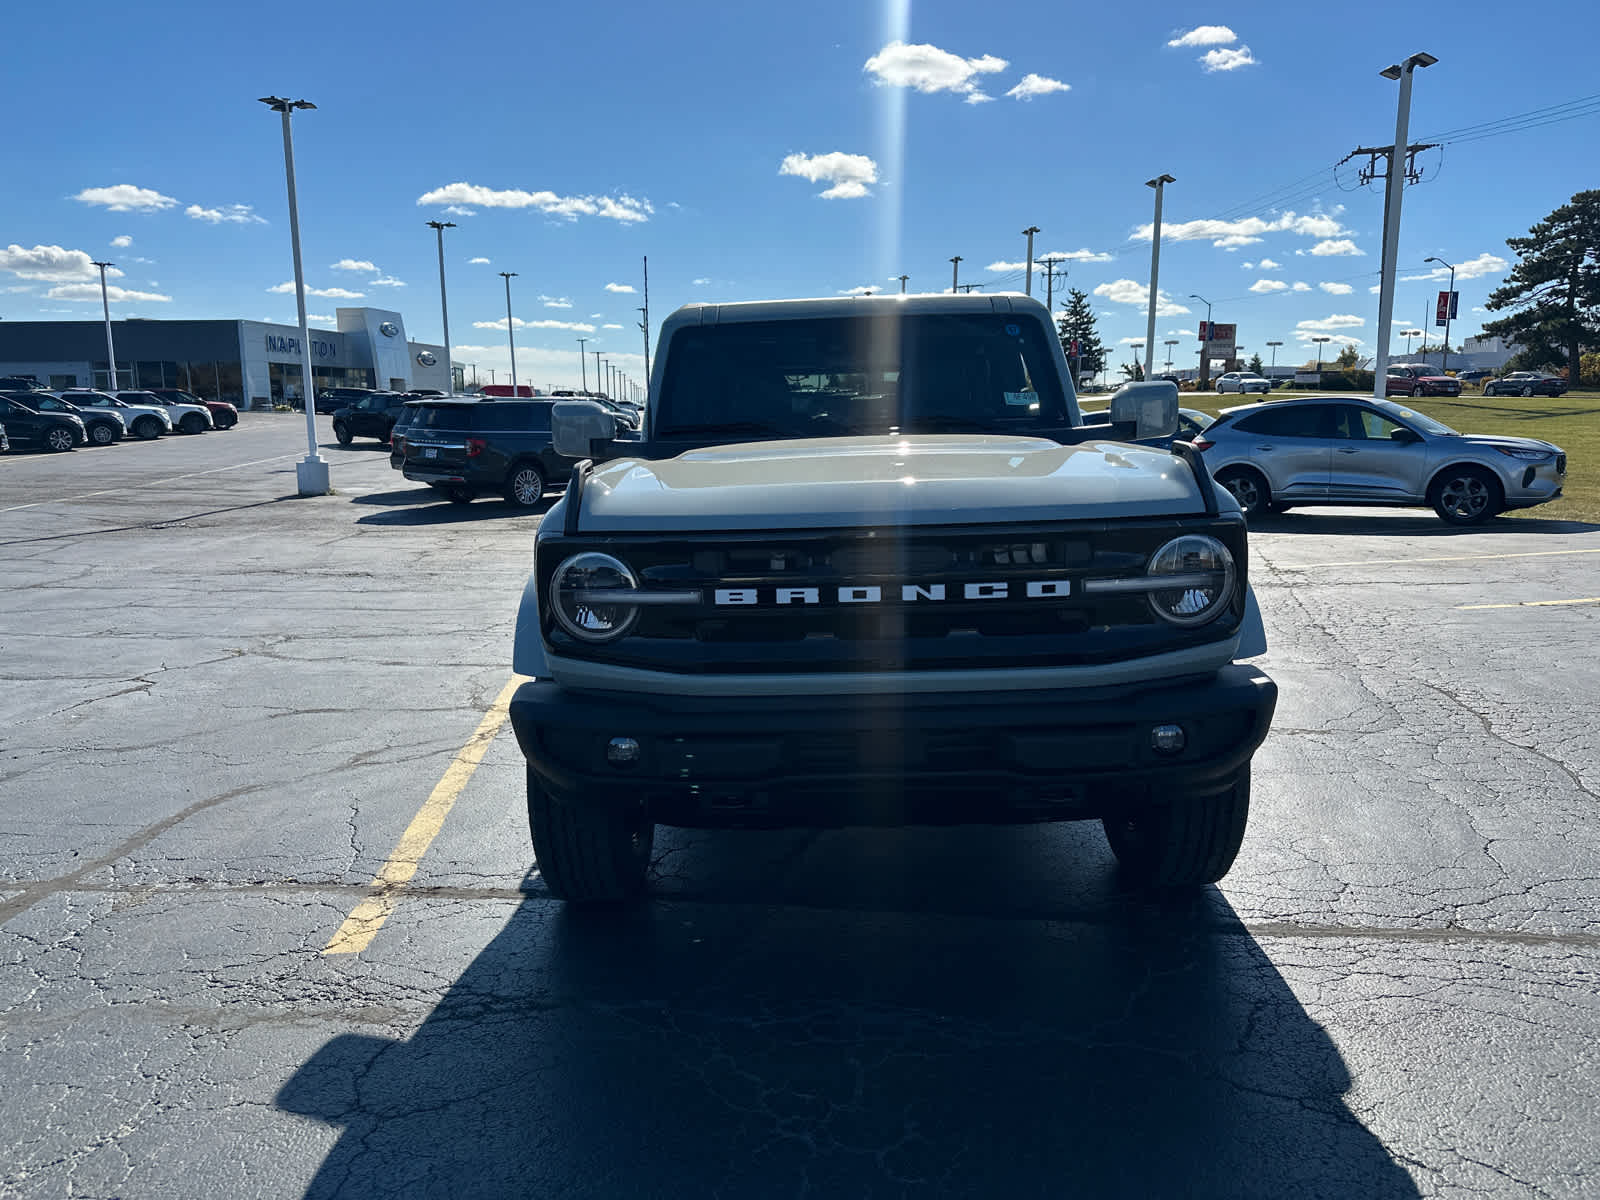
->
[0,386,237,453]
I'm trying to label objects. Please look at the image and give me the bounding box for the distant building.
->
[0,307,458,408]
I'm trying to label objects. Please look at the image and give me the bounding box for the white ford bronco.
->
[509,294,1276,904]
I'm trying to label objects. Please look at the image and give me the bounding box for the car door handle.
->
[1336,447,1360,454]
[1254,445,1275,451]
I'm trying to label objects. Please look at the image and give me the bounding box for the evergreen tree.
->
[1482,190,1600,376]
[1248,352,1265,375]
[1055,289,1105,384]
[1335,344,1361,369]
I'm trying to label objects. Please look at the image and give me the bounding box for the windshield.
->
[1378,400,1458,436]
[654,312,1068,439]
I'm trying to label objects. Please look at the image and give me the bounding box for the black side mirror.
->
[1390,427,1422,444]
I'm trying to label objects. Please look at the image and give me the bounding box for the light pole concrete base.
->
[296,456,331,496]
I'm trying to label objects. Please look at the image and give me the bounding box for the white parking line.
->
[1284,546,1600,570]
[0,454,303,513]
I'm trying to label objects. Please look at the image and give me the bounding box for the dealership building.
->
[0,307,458,408]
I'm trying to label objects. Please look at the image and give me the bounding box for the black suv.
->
[400,398,579,507]
[332,391,410,445]
[314,386,376,415]
[0,394,85,451]
[12,393,124,445]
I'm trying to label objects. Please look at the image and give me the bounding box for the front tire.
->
[333,421,352,446]
[45,427,76,452]
[180,413,206,434]
[528,768,654,905]
[1411,385,1424,398]
[1431,466,1501,525]
[88,423,116,446]
[503,461,546,508]
[1215,466,1270,519]
[1520,385,1533,397]
[1102,768,1250,888]
[134,416,162,440]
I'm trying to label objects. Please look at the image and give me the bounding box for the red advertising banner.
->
[1435,291,1458,327]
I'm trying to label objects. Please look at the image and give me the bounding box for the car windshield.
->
[1376,400,1458,436]
[653,312,1069,438]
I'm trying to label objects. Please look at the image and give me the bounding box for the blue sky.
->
[5,0,1596,388]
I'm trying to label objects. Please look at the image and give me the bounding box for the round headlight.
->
[550,552,640,642]
[1146,535,1235,627]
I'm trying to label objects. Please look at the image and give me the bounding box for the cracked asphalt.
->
[2,414,1597,1199]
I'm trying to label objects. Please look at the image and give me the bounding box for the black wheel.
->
[1520,385,1533,397]
[180,413,206,434]
[134,416,161,440]
[88,422,116,446]
[527,767,653,905]
[1411,385,1423,398]
[1431,466,1501,525]
[1102,767,1250,888]
[1215,467,1270,519]
[443,485,475,505]
[219,415,236,429]
[45,426,76,452]
[333,421,352,446]
[503,461,546,508]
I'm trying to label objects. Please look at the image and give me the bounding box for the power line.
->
[1417,91,1600,143]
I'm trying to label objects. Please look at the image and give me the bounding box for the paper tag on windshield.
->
[1004,391,1038,407]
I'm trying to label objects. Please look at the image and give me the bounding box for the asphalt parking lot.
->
[3,413,1598,1198]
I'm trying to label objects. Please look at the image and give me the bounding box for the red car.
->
[145,388,239,429]
[1384,363,1461,398]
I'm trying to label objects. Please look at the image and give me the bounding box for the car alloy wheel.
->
[180,413,205,434]
[1521,386,1533,397]
[505,463,546,508]
[1216,468,1269,518]
[134,417,161,439]
[1411,386,1423,398]
[1433,468,1498,525]
[89,423,116,445]
[46,427,75,452]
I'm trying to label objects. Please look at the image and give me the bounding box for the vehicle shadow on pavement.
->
[277,836,1421,1199]
[348,489,555,525]
[1253,511,1600,537]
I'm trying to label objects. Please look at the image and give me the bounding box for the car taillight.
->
[466,438,487,458]
[1191,436,1215,451]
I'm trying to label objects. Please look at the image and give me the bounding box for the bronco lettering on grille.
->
[712,582,1070,606]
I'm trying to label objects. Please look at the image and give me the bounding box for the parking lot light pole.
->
[1373,51,1439,399]
[90,260,118,390]
[1313,335,1331,374]
[1164,339,1178,370]
[1022,226,1040,296]
[1143,175,1175,378]
[1190,294,1213,390]
[499,272,518,394]
[258,95,328,496]
[1267,340,1283,375]
[425,221,455,391]
[577,337,588,391]
[1424,256,1456,373]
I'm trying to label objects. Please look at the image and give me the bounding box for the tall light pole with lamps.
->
[1313,335,1332,374]
[1190,293,1213,390]
[90,261,118,391]
[258,95,328,496]
[1163,339,1178,370]
[577,337,588,391]
[1143,175,1175,378]
[1424,255,1456,373]
[1373,51,1439,398]
[499,272,518,394]
[1022,226,1040,297]
[425,220,455,391]
[1267,340,1283,377]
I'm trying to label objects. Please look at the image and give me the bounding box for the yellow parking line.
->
[323,676,523,955]
[1287,547,1600,570]
[1456,596,1600,611]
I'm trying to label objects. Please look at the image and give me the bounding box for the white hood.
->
[575,435,1209,531]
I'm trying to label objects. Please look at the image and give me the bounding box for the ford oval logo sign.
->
[416,350,437,367]
[379,321,400,337]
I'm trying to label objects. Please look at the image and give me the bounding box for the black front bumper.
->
[510,666,1277,829]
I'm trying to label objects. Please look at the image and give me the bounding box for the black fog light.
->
[606,737,641,766]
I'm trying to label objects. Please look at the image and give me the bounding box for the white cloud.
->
[589,312,602,318]
[1214,235,1262,250]
[370,275,406,287]
[1292,281,1312,291]
[1240,261,1254,270]
[863,40,1006,104]
[986,260,1028,272]
[692,277,712,286]
[416,182,652,223]
[331,259,377,272]
[186,203,267,225]
[74,184,179,212]
[45,283,172,303]
[1092,278,1191,316]
[111,235,133,249]
[468,256,490,265]
[266,282,366,299]
[1249,279,1288,293]
[541,295,573,308]
[1040,247,1111,263]
[1310,238,1364,256]
[1257,258,1281,270]
[472,317,597,333]
[778,151,879,200]
[1167,25,1237,47]
[1369,284,1382,294]
[1134,209,1344,246]
[443,206,477,217]
[1297,332,1364,348]
[1471,306,1487,314]
[307,313,335,323]
[602,323,625,329]
[1201,46,1258,72]
[838,286,880,296]
[604,282,636,294]
[1297,314,1366,331]
[1401,252,1509,282]
[1118,336,1149,345]
[1006,74,1070,100]
[0,244,123,283]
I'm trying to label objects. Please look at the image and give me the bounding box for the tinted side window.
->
[1230,406,1329,438]
[413,405,475,432]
